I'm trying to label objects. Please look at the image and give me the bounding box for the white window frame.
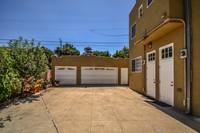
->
[138,4,143,18]
[159,43,174,60]
[147,0,154,8]
[131,22,136,39]
[132,56,142,73]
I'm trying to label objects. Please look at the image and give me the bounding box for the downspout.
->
[185,0,192,114]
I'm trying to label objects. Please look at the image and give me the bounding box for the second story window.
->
[147,0,154,7]
[131,23,136,38]
[138,5,143,18]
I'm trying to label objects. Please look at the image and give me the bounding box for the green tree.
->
[93,50,111,57]
[83,47,93,55]
[112,46,129,58]
[8,37,48,90]
[41,46,54,69]
[0,47,22,101]
[54,43,80,57]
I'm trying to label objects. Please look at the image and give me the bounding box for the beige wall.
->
[52,55,129,85]
[129,25,185,111]
[129,44,145,94]
[129,0,184,45]
[191,0,200,116]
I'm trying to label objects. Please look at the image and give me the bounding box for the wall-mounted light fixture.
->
[148,42,152,49]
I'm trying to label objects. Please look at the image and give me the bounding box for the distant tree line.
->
[54,44,129,58]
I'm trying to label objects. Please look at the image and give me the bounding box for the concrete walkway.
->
[0,86,200,133]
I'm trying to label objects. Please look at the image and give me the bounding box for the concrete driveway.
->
[0,86,200,133]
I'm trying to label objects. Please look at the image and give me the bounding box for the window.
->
[147,0,154,7]
[138,5,143,18]
[161,46,173,59]
[131,23,136,38]
[132,57,142,72]
[148,52,155,62]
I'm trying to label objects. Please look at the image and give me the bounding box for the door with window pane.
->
[159,43,174,106]
[146,50,156,98]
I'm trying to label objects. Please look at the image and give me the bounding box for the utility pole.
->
[59,38,63,56]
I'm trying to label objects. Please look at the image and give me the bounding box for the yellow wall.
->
[52,55,129,85]
[129,0,200,116]
[129,26,185,110]
[129,0,184,46]
[191,0,200,116]
[129,44,144,94]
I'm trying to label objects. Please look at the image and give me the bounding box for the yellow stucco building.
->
[129,0,200,116]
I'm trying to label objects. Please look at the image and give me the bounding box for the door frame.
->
[146,50,156,98]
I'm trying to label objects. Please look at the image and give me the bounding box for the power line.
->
[90,30,128,37]
[0,39,128,45]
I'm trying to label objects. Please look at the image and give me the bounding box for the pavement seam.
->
[103,88,125,133]
[61,88,85,121]
[40,92,59,133]
[90,88,94,133]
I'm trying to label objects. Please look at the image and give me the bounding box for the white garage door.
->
[55,66,77,85]
[121,68,128,85]
[81,67,118,84]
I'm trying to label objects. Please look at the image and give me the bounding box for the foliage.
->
[0,47,22,101]
[41,46,54,69]
[93,50,111,57]
[83,47,93,55]
[8,37,48,87]
[112,46,129,58]
[54,43,80,57]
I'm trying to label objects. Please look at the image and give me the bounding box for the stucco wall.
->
[129,26,185,111]
[51,55,129,85]
[129,0,184,45]
[191,0,200,116]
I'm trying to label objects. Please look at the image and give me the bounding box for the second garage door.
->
[81,67,118,84]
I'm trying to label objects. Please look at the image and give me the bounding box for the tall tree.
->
[83,47,93,55]
[93,50,111,57]
[112,46,129,58]
[41,46,54,69]
[54,43,80,56]
[8,37,48,90]
[0,47,22,101]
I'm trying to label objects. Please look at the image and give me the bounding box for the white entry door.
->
[55,66,77,85]
[159,43,174,106]
[121,68,128,85]
[81,67,118,84]
[146,50,156,98]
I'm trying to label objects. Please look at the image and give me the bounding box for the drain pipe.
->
[185,0,192,114]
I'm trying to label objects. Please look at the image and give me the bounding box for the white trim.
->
[146,50,156,98]
[159,43,174,106]
[159,43,174,60]
[138,4,143,18]
[147,0,154,8]
[131,56,142,73]
[147,50,156,62]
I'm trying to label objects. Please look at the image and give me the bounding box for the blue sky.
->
[0,0,135,54]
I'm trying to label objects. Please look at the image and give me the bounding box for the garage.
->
[55,66,77,85]
[81,67,118,84]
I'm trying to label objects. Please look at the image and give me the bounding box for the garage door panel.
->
[81,67,118,84]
